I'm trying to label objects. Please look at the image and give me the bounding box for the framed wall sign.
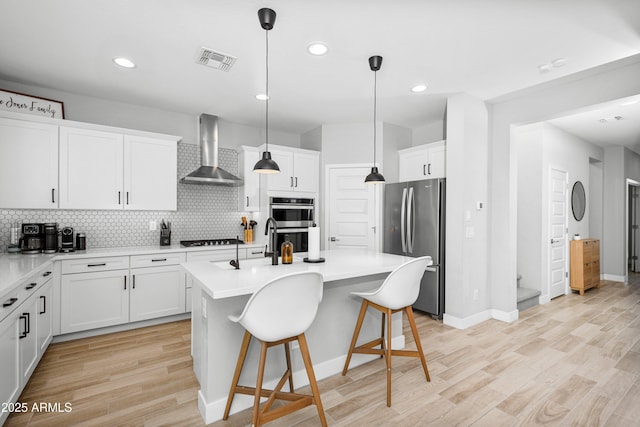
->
[0,88,65,119]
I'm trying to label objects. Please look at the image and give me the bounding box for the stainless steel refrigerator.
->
[383,178,445,318]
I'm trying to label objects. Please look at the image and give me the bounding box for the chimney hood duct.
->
[181,114,243,186]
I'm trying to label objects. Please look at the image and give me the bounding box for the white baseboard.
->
[602,273,626,283]
[538,294,551,305]
[198,334,404,424]
[443,308,518,330]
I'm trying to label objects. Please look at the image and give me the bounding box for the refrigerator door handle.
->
[400,187,408,253]
[407,187,415,253]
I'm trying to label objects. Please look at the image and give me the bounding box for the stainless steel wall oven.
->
[269,197,314,253]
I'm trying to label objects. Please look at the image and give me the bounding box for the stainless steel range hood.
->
[181,114,243,186]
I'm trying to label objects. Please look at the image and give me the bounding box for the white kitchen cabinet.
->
[124,135,177,211]
[36,280,53,353]
[130,256,186,322]
[19,296,38,384]
[59,128,178,210]
[238,146,261,211]
[398,140,446,181]
[0,117,58,209]
[60,269,129,334]
[0,310,20,422]
[59,126,124,209]
[263,146,319,194]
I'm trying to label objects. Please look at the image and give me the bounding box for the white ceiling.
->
[1,0,639,138]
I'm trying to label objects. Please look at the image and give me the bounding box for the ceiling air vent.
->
[196,47,237,72]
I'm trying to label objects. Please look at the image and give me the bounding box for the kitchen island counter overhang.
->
[182,248,429,424]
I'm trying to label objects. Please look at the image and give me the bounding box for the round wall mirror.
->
[571,181,586,221]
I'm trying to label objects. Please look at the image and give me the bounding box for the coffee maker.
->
[43,223,59,253]
[20,223,44,254]
[60,227,75,253]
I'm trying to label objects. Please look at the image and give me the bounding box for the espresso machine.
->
[20,223,44,254]
[60,226,75,253]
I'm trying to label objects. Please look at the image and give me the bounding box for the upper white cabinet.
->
[0,117,58,209]
[59,127,124,209]
[398,140,446,182]
[0,111,180,211]
[124,135,177,211]
[264,145,319,194]
[238,146,261,212]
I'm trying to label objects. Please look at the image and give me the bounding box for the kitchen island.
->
[182,248,425,424]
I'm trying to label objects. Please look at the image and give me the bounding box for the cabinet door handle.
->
[87,263,106,267]
[19,314,28,339]
[251,250,263,255]
[51,188,56,203]
[295,177,298,188]
[124,275,127,290]
[428,163,431,175]
[151,258,167,262]
[39,295,46,315]
[290,176,294,187]
[25,282,37,290]
[43,271,52,277]
[25,312,30,334]
[126,192,129,205]
[423,165,427,176]
[118,191,121,204]
[132,274,136,289]
[246,196,249,207]
[2,297,18,308]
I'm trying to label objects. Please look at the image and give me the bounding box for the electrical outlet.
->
[473,289,479,301]
[149,220,157,231]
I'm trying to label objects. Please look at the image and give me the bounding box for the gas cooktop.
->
[180,238,245,247]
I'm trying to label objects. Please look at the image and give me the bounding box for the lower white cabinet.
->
[0,310,21,421]
[130,265,185,322]
[60,270,129,334]
[19,297,39,384]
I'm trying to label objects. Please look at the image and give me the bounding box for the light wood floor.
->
[6,276,640,426]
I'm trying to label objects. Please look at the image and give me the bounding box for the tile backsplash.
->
[0,143,250,252]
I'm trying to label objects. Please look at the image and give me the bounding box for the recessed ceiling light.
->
[255,94,269,101]
[538,63,551,74]
[113,57,136,68]
[411,84,428,93]
[551,58,567,68]
[307,42,328,56]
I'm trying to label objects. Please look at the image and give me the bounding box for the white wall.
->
[515,123,604,299]
[444,93,490,323]
[382,123,412,183]
[301,125,322,151]
[489,53,640,314]
[412,120,445,146]
[0,78,301,149]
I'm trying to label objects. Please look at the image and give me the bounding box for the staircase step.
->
[517,287,541,312]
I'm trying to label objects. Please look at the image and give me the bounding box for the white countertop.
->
[182,249,425,299]
[0,242,265,300]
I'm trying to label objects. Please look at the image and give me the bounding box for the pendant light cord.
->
[373,69,377,165]
[265,29,269,151]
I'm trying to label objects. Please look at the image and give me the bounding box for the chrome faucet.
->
[264,217,279,265]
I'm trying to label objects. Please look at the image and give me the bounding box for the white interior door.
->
[630,184,640,272]
[327,166,377,250]
[549,168,568,299]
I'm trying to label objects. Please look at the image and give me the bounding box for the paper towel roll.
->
[308,226,320,260]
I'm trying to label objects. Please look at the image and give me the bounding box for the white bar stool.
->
[342,256,432,407]
[223,271,327,427]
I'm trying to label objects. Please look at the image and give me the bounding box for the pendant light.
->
[365,55,385,184]
[253,8,280,174]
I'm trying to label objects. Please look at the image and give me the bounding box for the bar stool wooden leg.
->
[298,334,328,427]
[405,306,430,381]
[252,341,268,427]
[380,311,386,358]
[342,300,369,375]
[284,342,294,393]
[385,307,392,407]
[223,330,252,420]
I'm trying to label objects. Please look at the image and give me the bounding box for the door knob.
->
[330,237,339,242]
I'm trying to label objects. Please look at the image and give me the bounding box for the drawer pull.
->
[151,258,167,262]
[124,275,127,290]
[251,251,263,255]
[42,271,52,277]
[132,274,136,289]
[87,263,107,267]
[40,295,47,315]
[25,282,37,290]
[3,297,18,308]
